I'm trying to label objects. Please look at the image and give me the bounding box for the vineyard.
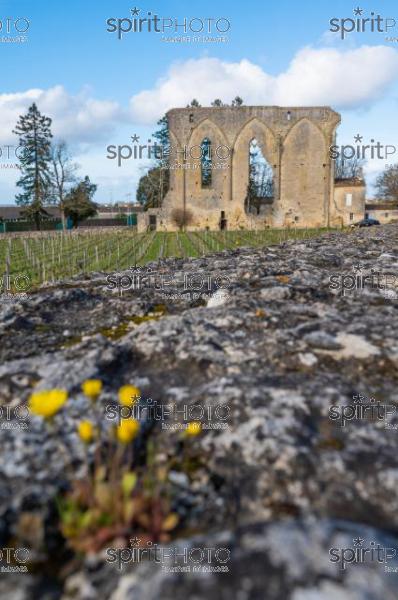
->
[0,228,333,290]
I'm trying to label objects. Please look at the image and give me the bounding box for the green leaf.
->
[122,472,137,496]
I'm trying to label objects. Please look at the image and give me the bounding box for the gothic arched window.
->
[201,138,212,188]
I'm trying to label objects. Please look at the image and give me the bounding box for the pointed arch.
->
[186,117,229,150]
[284,116,326,145]
[232,117,277,153]
[184,118,230,210]
[232,117,279,210]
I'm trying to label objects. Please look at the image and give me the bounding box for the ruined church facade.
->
[138,106,365,231]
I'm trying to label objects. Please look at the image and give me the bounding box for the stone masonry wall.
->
[154,106,341,230]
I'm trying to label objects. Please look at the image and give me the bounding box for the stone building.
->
[137,106,365,231]
[333,178,367,227]
[365,201,398,224]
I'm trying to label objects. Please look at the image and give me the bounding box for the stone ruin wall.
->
[138,106,365,231]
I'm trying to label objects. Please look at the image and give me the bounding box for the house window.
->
[294,216,299,222]
[385,213,389,218]
[201,138,212,188]
[189,113,194,123]
[349,213,354,221]
[345,193,352,207]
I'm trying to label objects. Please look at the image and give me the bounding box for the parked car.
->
[352,217,380,228]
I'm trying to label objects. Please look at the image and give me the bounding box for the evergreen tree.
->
[186,99,201,107]
[201,138,212,188]
[136,115,170,208]
[232,96,244,106]
[13,103,53,230]
[153,115,170,156]
[64,176,97,228]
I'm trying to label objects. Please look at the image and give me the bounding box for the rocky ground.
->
[1,224,398,599]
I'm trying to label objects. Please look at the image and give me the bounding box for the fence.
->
[0,217,133,233]
[2,219,61,232]
[78,218,128,228]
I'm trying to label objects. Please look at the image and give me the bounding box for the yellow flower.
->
[28,389,68,419]
[185,421,202,437]
[116,419,140,444]
[78,420,95,443]
[118,385,141,406]
[82,379,102,400]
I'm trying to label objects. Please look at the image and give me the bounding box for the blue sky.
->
[1,0,398,202]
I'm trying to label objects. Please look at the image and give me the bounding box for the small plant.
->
[58,438,179,553]
[27,380,204,556]
[56,383,180,554]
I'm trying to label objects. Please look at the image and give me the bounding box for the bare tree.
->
[171,208,193,231]
[334,156,364,180]
[257,163,274,198]
[376,164,398,201]
[245,140,274,215]
[136,165,169,208]
[51,141,79,229]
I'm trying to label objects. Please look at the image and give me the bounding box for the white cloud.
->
[129,46,398,123]
[274,46,398,106]
[0,85,122,145]
[1,45,398,202]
